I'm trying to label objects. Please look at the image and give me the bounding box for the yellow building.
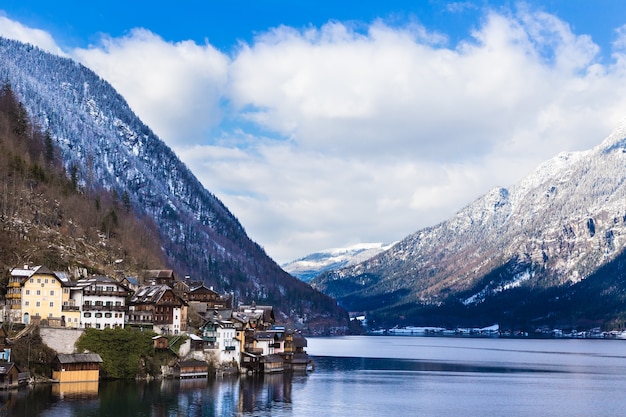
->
[19,266,80,328]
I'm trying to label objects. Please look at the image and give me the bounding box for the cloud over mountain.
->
[4,5,626,264]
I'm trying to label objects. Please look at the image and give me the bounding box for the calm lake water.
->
[2,335,626,416]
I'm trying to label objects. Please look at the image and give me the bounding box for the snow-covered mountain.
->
[283,242,396,282]
[313,122,626,329]
[0,37,346,329]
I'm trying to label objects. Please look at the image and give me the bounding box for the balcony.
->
[224,346,236,351]
[83,304,128,312]
[7,281,21,288]
[62,305,80,312]
[83,289,129,297]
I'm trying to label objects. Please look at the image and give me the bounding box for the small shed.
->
[0,363,21,389]
[52,353,103,382]
[261,354,284,373]
[174,360,208,379]
[153,335,169,350]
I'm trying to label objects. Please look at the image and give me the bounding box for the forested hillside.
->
[0,83,165,277]
[0,37,347,331]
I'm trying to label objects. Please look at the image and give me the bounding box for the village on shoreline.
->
[0,265,313,391]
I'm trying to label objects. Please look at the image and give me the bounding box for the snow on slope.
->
[283,242,397,282]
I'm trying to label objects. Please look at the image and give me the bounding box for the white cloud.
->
[209,8,626,262]
[0,15,65,56]
[72,29,230,146]
[4,7,626,264]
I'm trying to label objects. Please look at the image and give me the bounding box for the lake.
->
[2,335,626,416]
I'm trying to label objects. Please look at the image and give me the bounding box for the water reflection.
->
[313,356,562,374]
[52,381,99,398]
[3,337,626,417]
[0,372,306,417]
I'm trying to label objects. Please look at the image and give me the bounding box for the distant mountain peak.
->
[312,123,626,329]
[283,242,397,282]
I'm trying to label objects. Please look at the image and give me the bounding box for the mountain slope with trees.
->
[0,37,346,331]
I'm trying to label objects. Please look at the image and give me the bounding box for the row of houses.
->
[3,265,310,375]
[4,265,227,334]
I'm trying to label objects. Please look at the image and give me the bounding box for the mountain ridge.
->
[0,37,347,331]
[312,122,626,329]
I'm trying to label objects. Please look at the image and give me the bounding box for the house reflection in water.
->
[237,373,293,413]
[52,381,99,398]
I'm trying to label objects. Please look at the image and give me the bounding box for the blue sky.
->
[5,1,626,56]
[2,1,626,264]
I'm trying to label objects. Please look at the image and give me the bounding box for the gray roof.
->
[56,353,103,364]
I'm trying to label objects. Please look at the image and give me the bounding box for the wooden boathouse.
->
[52,353,103,382]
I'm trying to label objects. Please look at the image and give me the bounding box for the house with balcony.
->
[13,266,80,328]
[199,317,240,363]
[127,285,187,334]
[71,276,131,329]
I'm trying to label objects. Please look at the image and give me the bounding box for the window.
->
[36,290,41,296]
[95,323,101,329]
[30,278,33,284]
[105,313,112,318]
[37,278,41,283]
[50,290,54,296]
[48,313,52,317]
[36,301,40,307]
[25,301,29,306]
[84,312,91,318]
[49,302,54,307]
[25,290,30,295]
[64,288,69,294]
[95,313,102,318]
[45,279,49,284]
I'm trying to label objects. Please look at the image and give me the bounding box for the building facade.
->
[71,276,130,329]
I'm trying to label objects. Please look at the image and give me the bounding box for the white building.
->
[71,276,131,329]
[201,319,240,363]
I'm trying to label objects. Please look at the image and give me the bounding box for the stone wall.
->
[40,327,85,354]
